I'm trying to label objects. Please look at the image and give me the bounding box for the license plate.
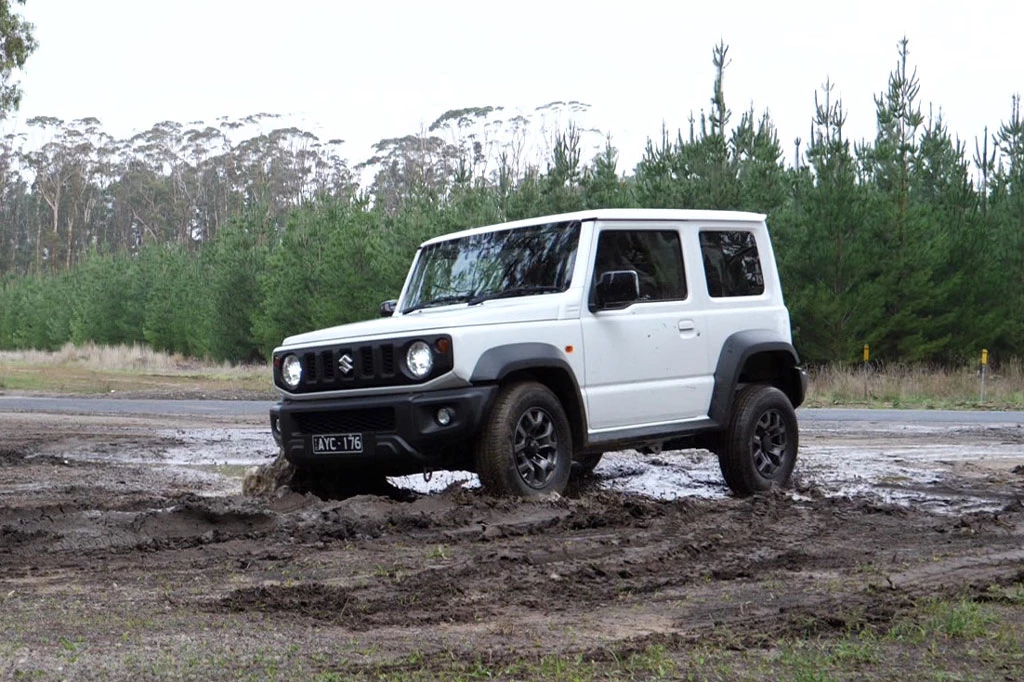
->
[311,433,364,455]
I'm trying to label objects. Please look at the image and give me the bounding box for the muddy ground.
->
[2,406,1024,680]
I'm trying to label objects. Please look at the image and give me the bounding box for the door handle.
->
[678,320,695,332]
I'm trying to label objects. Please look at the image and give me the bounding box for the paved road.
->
[1,395,1022,425]
[800,407,1024,424]
[0,395,270,417]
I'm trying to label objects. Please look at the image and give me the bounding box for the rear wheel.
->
[475,382,572,497]
[718,384,798,495]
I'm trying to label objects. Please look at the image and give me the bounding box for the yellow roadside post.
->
[863,344,870,401]
[980,349,988,403]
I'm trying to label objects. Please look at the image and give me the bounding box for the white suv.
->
[269,209,807,497]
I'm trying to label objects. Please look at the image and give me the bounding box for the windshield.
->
[401,221,581,313]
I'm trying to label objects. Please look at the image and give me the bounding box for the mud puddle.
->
[43,427,280,467]
[11,417,1024,514]
[388,421,1024,514]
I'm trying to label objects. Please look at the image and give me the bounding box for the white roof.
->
[419,208,768,246]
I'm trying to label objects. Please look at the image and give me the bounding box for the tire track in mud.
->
[173,491,1022,647]
[4,439,1024,662]
[0,495,277,557]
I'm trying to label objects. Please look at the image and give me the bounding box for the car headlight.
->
[281,354,303,389]
[406,341,433,379]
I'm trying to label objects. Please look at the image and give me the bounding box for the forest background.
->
[1,19,1022,368]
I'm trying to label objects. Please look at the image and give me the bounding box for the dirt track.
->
[2,407,1024,680]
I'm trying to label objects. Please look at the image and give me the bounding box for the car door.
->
[580,223,713,433]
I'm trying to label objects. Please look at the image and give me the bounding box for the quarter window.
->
[699,230,764,297]
[592,230,687,302]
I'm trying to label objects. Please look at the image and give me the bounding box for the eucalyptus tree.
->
[179,124,233,242]
[428,106,504,185]
[0,0,35,119]
[21,116,102,271]
[0,131,34,270]
[117,120,188,248]
[360,132,459,215]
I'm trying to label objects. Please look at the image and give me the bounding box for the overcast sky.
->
[6,0,1023,171]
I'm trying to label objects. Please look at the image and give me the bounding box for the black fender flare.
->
[709,330,804,425]
[470,342,575,383]
[470,342,587,445]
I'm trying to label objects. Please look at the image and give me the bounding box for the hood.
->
[279,298,564,349]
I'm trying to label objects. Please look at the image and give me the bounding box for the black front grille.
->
[320,349,335,381]
[301,343,399,390]
[274,335,453,394]
[293,408,396,434]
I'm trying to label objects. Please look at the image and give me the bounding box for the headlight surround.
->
[281,354,303,389]
[406,341,433,379]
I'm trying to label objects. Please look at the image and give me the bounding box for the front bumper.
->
[270,385,498,474]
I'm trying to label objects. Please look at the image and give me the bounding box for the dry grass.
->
[808,359,1024,409]
[0,342,263,376]
[0,342,273,398]
[2,343,1022,408]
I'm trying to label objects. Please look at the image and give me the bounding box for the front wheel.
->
[718,384,798,496]
[475,382,572,497]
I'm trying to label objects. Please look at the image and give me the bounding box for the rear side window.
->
[699,230,764,297]
[593,230,687,301]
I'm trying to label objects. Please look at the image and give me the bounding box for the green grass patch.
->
[194,463,254,479]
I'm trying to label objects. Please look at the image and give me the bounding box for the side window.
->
[699,230,764,297]
[593,230,687,301]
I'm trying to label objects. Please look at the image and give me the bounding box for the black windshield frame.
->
[401,221,582,313]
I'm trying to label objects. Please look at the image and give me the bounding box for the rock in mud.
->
[242,451,297,497]
[242,451,416,501]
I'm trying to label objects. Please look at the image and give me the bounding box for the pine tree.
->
[857,38,951,361]
[779,80,876,362]
[986,95,1024,357]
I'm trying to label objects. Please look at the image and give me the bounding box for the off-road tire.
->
[476,381,573,497]
[718,384,798,496]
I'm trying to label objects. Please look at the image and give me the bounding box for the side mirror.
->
[593,270,640,310]
[379,300,397,317]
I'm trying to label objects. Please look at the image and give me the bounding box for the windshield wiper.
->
[467,286,563,306]
[403,293,475,314]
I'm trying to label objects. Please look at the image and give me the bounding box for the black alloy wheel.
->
[751,408,788,478]
[513,406,560,489]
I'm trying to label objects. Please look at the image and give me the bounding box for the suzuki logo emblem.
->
[338,353,354,375]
